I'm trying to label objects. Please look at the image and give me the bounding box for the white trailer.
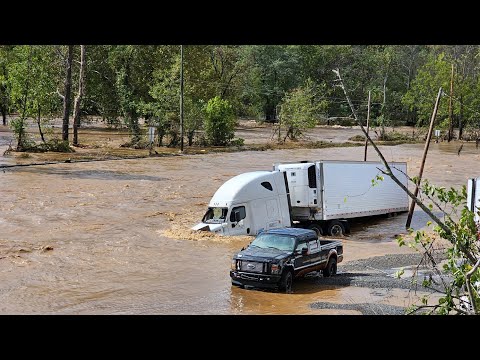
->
[274,160,409,235]
[193,160,409,236]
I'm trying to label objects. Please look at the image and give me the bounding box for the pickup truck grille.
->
[239,261,265,273]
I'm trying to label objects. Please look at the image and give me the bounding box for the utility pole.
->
[180,45,184,152]
[448,63,454,142]
[405,87,442,229]
[364,90,371,161]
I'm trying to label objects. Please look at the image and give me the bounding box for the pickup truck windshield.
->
[203,207,228,224]
[250,234,296,252]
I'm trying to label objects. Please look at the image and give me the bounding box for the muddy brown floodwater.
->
[0,139,477,314]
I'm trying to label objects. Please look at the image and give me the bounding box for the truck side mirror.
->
[234,211,241,222]
[301,247,308,255]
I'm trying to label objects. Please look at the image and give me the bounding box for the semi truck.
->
[192,160,409,237]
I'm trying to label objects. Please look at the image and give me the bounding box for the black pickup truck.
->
[230,228,343,292]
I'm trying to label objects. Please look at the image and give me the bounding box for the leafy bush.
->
[230,137,245,146]
[204,96,235,146]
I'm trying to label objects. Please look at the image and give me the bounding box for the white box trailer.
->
[275,160,408,220]
[193,160,409,236]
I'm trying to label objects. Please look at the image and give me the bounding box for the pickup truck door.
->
[294,238,324,273]
[294,239,309,270]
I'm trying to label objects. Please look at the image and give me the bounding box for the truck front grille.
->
[240,261,264,273]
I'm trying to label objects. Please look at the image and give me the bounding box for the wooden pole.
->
[364,90,371,161]
[405,87,443,229]
[448,63,454,142]
[180,45,184,152]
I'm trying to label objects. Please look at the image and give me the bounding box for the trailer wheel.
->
[327,220,345,237]
[279,269,293,293]
[307,223,323,237]
[323,257,337,277]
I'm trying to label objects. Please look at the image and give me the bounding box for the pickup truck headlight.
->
[231,259,237,271]
[271,263,281,274]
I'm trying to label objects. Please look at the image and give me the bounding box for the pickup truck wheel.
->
[307,223,323,236]
[327,220,345,237]
[323,257,337,277]
[280,270,293,293]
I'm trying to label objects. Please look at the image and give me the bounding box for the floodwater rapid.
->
[0,139,477,314]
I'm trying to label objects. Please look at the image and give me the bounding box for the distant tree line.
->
[1,45,480,149]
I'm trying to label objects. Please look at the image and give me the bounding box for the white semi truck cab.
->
[192,171,292,236]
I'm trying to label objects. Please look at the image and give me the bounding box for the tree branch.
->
[465,258,480,314]
[56,88,65,101]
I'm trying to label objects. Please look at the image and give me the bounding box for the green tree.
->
[108,45,158,143]
[83,45,122,125]
[7,45,60,150]
[0,46,14,126]
[204,96,235,146]
[279,80,323,141]
[245,45,302,121]
[402,53,451,127]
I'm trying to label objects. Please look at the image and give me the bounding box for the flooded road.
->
[0,138,477,314]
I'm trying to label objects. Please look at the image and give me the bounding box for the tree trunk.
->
[448,63,454,142]
[37,104,45,143]
[381,74,387,138]
[17,47,33,151]
[73,45,86,146]
[188,130,194,146]
[1,106,6,126]
[459,95,464,140]
[62,45,74,142]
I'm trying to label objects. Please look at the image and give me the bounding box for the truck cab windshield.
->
[203,207,228,224]
[250,234,296,252]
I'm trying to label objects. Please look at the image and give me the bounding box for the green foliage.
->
[402,53,451,127]
[204,96,235,146]
[8,46,60,118]
[279,79,323,140]
[370,174,384,187]
[31,139,73,152]
[394,268,405,279]
[230,138,245,146]
[404,182,480,314]
[108,45,158,142]
[3,45,480,150]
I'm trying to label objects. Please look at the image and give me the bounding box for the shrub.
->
[204,96,235,146]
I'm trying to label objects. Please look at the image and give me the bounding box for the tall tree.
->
[279,79,324,141]
[61,45,74,141]
[402,53,451,127]
[73,45,86,146]
[0,46,13,126]
[109,45,158,143]
[8,46,60,149]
